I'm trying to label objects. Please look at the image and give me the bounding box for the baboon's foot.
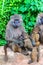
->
[21,49,29,56]
[28,60,33,64]
[22,52,29,55]
[4,55,8,62]
[37,58,39,62]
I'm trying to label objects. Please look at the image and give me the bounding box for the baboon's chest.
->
[12,28,22,38]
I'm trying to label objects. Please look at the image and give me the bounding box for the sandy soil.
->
[0,45,43,65]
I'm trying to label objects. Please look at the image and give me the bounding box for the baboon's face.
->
[11,14,22,28]
[13,19,21,28]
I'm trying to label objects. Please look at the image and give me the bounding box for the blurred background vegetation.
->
[0,0,43,46]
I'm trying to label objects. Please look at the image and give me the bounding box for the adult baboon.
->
[4,14,38,64]
[36,13,43,25]
[5,14,33,61]
[28,13,43,63]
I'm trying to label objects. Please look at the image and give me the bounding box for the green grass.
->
[0,0,43,46]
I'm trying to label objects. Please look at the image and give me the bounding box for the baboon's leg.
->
[28,47,38,64]
[4,44,8,61]
[37,46,40,62]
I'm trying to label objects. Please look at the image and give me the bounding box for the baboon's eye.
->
[14,19,19,23]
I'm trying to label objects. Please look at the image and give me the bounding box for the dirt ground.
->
[0,45,43,65]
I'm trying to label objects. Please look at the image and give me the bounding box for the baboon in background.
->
[36,13,43,25]
[36,13,43,43]
[4,14,39,64]
[30,13,43,63]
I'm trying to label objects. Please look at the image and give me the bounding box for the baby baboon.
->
[36,13,43,43]
[23,33,33,49]
[24,29,40,64]
[30,26,40,63]
[32,26,40,46]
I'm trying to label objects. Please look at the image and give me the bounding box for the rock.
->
[0,45,43,65]
[12,54,29,65]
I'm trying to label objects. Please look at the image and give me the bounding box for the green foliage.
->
[0,0,43,46]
